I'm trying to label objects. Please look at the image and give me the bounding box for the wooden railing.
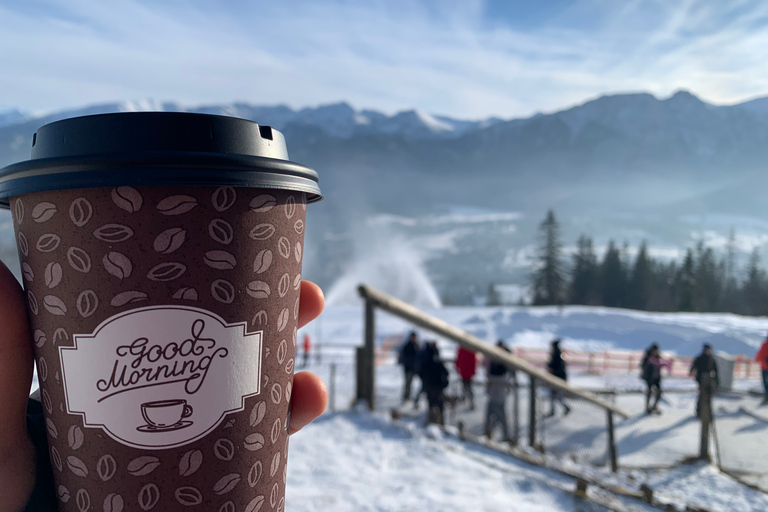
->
[356,284,628,472]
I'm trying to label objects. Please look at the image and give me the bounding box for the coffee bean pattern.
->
[68,425,84,450]
[37,233,61,252]
[97,454,117,482]
[153,227,186,254]
[127,456,161,476]
[110,291,148,307]
[45,262,63,288]
[210,219,234,245]
[69,198,93,227]
[38,356,48,381]
[76,489,90,512]
[34,329,46,348]
[179,449,203,477]
[138,483,160,510]
[111,187,143,213]
[22,261,34,281]
[28,290,39,315]
[103,492,125,512]
[58,485,70,503]
[32,202,57,222]
[14,187,305,511]
[14,198,24,224]
[212,187,237,212]
[103,252,132,280]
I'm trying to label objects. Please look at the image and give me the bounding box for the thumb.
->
[0,260,34,442]
[0,259,36,511]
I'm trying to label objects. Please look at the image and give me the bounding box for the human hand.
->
[0,260,327,511]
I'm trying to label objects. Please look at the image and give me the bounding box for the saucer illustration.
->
[138,399,194,433]
[137,420,193,433]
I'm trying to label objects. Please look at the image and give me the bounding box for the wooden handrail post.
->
[356,284,629,419]
[607,410,618,473]
[363,299,376,410]
[699,372,712,461]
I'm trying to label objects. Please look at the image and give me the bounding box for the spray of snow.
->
[325,224,442,308]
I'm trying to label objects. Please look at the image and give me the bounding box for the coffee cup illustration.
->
[138,399,193,432]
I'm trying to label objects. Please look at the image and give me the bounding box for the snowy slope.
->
[289,305,768,512]
[287,411,634,512]
[308,304,768,358]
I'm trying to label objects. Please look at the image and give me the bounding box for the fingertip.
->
[289,371,328,435]
[298,280,324,328]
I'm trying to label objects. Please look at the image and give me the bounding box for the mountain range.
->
[2,91,768,302]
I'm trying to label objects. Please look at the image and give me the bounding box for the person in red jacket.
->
[455,346,477,410]
[755,336,768,405]
[302,333,312,368]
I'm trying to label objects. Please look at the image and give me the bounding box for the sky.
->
[2,0,768,119]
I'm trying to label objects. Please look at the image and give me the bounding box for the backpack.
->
[640,356,652,382]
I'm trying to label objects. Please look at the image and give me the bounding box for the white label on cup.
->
[60,306,262,449]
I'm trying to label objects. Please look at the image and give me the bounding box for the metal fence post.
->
[529,376,537,449]
[607,410,618,473]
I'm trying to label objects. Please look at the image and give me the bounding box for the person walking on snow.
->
[455,346,477,410]
[485,340,515,441]
[302,333,312,368]
[755,335,768,405]
[641,343,670,415]
[420,340,449,425]
[545,339,571,417]
[398,331,420,403]
[689,343,719,418]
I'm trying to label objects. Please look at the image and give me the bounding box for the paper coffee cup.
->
[0,113,321,511]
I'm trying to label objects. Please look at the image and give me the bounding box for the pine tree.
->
[649,260,678,312]
[694,242,721,312]
[600,240,626,308]
[627,241,653,310]
[486,282,502,306]
[677,249,696,311]
[569,235,599,305]
[742,248,767,316]
[721,228,740,312]
[532,210,565,305]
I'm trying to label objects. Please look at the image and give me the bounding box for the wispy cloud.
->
[2,0,768,118]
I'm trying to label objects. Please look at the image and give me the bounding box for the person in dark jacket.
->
[690,344,719,418]
[641,343,670,415]
[545,339,571,417]
[419,341,449,425]
[398,331,420,403]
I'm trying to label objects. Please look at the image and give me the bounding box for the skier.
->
[398,331,420,404]
[302,333,312,368]
[755,335,768,405]
[641,343,670,415]
[689,343,719,418]
[545,339,571,417]
[420,340,449,425]
[455,345,477,410]
[485,340,514,441]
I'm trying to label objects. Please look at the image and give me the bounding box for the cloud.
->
[2,0,768,117]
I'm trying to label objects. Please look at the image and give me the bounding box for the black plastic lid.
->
[0,112,321,207]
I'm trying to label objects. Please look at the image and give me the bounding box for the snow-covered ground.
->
[286,410,652,512]
[286,304,768,511]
